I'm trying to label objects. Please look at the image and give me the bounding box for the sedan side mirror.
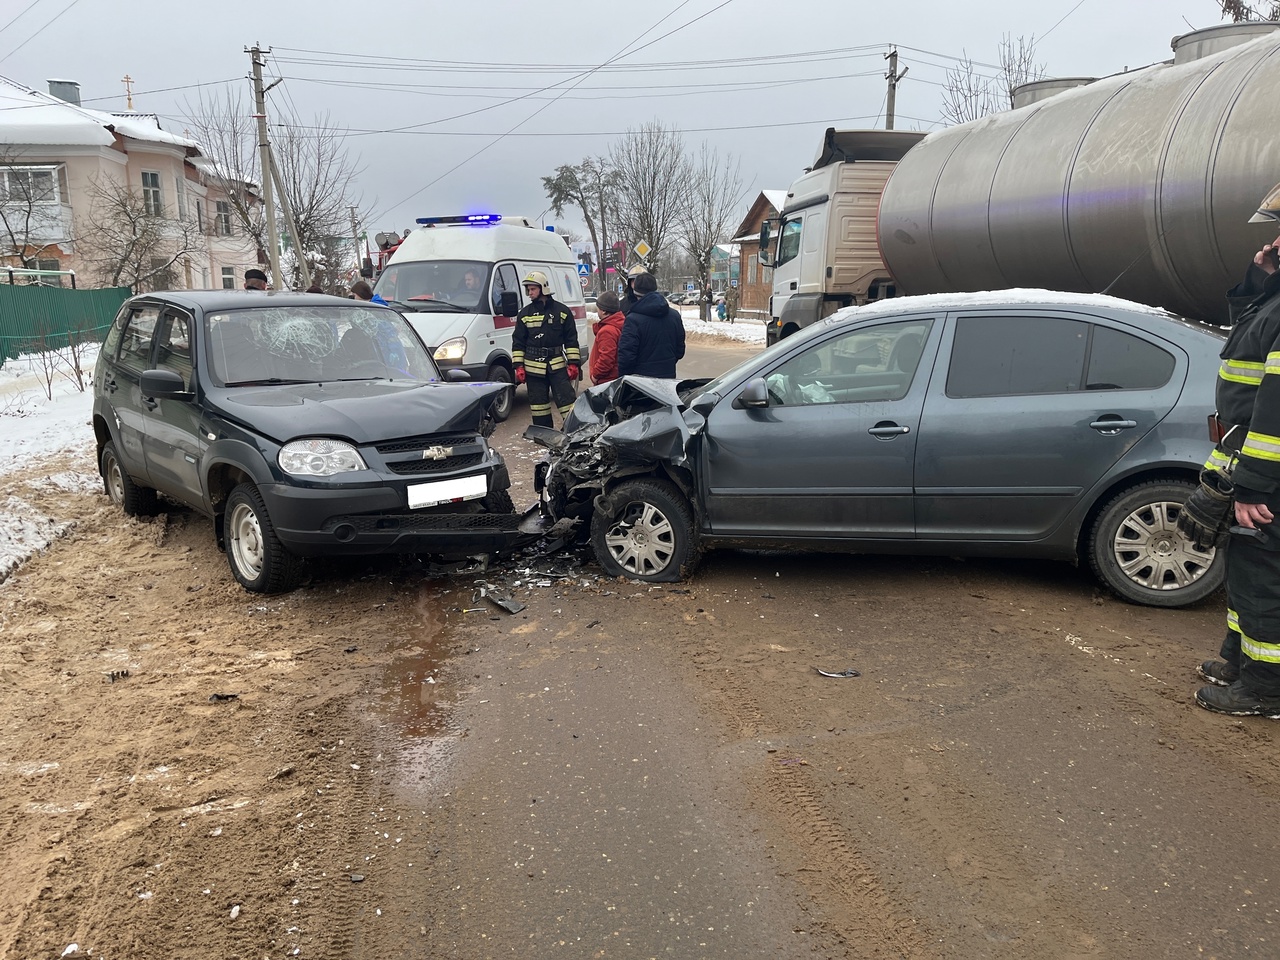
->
[733,377,770,409]
[444,368,472,382]
[140,368,192,400]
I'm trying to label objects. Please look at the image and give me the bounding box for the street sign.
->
[634,240,652,260]
[580,277,589,288]
[576,263,591,277]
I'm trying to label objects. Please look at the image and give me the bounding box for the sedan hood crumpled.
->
[220,380,507,444]
[561,375,709,466]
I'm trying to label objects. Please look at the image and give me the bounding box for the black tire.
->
[483,488,514,514]
[223,482,301,593]
[485,363,514,422]
[590,478,697,582]
[100,441,158,517]
[1087,480,1224,607]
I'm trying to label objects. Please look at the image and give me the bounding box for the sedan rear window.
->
[947,315,1087,397]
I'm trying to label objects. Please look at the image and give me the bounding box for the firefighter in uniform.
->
[1180,187,1280,718]
[512,270,580,428]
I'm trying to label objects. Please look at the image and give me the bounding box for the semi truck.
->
[759,128,925,345]
[764,21,1280,339]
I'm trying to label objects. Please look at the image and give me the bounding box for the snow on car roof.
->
[829,288,1186,325]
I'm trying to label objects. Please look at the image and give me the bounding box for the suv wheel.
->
[1087,480,1224,607]
[590,478,697,582]
[224,482,301,593]
[100,441,158,517]
[486,364,514,422]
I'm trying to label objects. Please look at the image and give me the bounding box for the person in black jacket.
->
[1181,195,1280,718]
[620,264,648,317]
[617,271,685,379]
[512,270,580,427]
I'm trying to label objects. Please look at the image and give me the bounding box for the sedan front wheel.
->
[590,479,697,582]
[1087,480,1224,607]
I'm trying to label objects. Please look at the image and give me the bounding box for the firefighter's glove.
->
[514,365,526,384]
[566,363,580,380]
[1177,468,1236,551]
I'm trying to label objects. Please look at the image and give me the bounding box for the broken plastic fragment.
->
[815,668,860,678]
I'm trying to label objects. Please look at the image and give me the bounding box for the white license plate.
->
[407,473,488,509]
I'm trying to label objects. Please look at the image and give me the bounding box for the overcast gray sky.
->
[0,0,1236,240]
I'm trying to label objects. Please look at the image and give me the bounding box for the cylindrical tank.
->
[1010,77,1096,109]
[877,23,1280,323]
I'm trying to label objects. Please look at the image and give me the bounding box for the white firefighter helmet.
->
[522,270,551,294]
[1250,182,1280,223]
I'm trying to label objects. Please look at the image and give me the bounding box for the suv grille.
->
[386,452,484,475]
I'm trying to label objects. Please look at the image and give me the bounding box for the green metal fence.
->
[0,284,132,367]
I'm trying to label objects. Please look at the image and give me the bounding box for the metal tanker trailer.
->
[876,22,1280,324]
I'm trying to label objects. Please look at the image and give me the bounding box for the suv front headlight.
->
[279,439,367,477]
[434,337,467,362]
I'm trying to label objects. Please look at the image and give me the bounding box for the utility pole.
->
[246,44,282,288]
[884,47,908,130]
[268,151,311,290]
[349,205,362,279]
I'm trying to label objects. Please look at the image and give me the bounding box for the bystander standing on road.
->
[617,272,685,379]
[621,265,648,316]
[243,268,268,291]
[1181,188,1280,718]
[349,280,373,300]
[589,291,625,384]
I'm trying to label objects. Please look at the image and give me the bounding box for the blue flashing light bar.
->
[415,214,503,226]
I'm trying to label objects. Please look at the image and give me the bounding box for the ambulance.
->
[373,214,592,421]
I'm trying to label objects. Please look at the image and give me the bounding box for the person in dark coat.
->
[620,264,648,317]
[617,272,684,379]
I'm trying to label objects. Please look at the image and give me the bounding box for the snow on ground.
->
[0,349,101,582]
[678,307,767,344]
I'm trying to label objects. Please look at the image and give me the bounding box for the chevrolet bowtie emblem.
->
[422,445,453,460]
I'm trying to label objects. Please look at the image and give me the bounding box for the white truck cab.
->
[760,129,925,346]
[373,214,591,420]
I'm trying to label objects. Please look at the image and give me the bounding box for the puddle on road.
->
[368,579,476,796]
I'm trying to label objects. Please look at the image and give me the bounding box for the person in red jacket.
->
[589,291,625,384]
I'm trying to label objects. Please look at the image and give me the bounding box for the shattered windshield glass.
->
[204,305,441,386]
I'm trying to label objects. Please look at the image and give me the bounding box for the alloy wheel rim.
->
[1111,499,1215,591]
[605,501,675,576]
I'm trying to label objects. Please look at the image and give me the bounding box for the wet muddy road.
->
[2,338,1278,960]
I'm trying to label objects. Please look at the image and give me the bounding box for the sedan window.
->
[765,319,933,405]
[1086,325,1175,390]
[947,315,1088,397]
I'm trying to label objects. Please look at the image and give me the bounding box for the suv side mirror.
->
[498,290,519,317]
[733,377,770,409]
[140,368,192,399]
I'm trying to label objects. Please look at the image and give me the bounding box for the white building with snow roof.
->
[0,76,261,290]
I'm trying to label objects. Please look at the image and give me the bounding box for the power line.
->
[0,0,85,65]
[368,0,737,222]
[1040,0,1089,41]
[0,0,45,36]
[0,76,245,113]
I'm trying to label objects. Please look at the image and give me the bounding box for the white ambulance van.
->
[373,214,592,421]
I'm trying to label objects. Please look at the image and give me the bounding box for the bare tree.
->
[183,90,363,288]
[542,157,619,293]
[940,35,1046,124]
[0,149,67,272]
[609,122,691,274]
[1220,0,1280,19]
[77,174,204,291]
[184,88,266,255]
[677,144,747,320]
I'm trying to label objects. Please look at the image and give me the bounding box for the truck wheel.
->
[486,364,514,422]
[590,479,697,582]
[100,441,158,517]
[1087,480,1224,607]
[224,482,301,593]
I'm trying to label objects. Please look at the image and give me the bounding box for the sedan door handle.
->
[1089,418,1138,434]
[868,423,911,438]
